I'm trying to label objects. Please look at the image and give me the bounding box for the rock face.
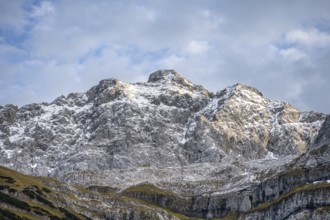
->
[0,69,329,219]
[313,115,330,147]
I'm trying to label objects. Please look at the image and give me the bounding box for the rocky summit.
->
[0,70,329,220]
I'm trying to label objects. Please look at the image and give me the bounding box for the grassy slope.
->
[0,166,199,219]
[0,166,91,220]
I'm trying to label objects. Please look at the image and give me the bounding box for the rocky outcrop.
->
[240,184,330,220]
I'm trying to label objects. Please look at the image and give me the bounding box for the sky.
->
[0,0,330,113]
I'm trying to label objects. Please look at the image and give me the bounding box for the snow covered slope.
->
[0,70,327,192]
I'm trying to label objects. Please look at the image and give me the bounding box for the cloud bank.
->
[0,0,330,113]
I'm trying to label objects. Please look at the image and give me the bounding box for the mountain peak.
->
[147,69,183,83]
[216,83,264,102]
[146,69,206,92]
[86,78,123,105]
[232,83,264,97]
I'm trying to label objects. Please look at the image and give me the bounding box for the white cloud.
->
[158,54,185,69]
[31,1,55,18]
[279,48,307,61]
[185,40,209,55]
[286,28,330,47]
[29,1,56,30]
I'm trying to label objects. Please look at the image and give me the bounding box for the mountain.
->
[0,69,329,219]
